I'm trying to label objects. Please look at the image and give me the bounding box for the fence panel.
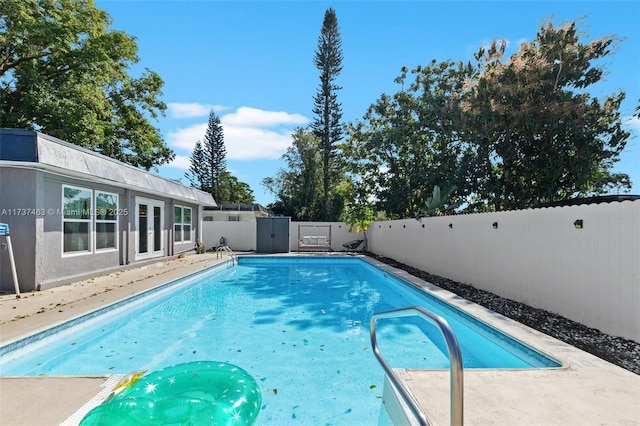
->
[368,200,639,342]
[202,221,256,251]
[290,222,364,251]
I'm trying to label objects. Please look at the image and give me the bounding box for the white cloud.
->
[167,102,226,119]
[165,154,192,170]
[166,123,208,151]
[224,125,294,160]
[222,107,308,128]
[626,115,640,133]
[164,106,309,169]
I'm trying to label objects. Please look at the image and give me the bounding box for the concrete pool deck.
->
[0,253,638,425]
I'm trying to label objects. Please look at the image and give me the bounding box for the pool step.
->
[381,372,422,426]
[370,306,464,426]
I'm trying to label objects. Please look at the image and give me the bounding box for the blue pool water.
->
[0,256,559,424]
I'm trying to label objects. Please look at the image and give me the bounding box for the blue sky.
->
[96,0,639,206]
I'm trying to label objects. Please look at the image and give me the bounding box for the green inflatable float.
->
[80,361,262,425]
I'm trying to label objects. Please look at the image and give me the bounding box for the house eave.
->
[0,129,216,207]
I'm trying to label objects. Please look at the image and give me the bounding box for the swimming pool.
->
[0,256,560,424]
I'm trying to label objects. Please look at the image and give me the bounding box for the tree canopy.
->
[344,60,474,218]
[461,21,630,210]
[0,0,173,169]
[217,172,255,204]
[342,19,631,217]
[262,127,324,220]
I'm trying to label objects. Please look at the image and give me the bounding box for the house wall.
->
[36,173,124,289]
[367,201,640,342]
[1,129,213,292]
[122,192,201,261]
[0,167,205,292]
[0,167,38,291]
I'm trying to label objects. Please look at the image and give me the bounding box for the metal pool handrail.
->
[370,306,464,426]
[216,245,237,265]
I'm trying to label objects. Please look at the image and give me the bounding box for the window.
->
[95,192,118,250]
[63,186,92,253]
[62,187,121,255]
[174,206,182,242]
[174,206,192,242]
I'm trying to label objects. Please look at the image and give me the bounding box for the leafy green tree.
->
[343,61,472,218]
[219,172,254,204]
[461,20,631,210]
[0,0,173,169]
[262,127,323,220]
[339,179,376,250]
[343,19,632,216]
[312,7,344,221]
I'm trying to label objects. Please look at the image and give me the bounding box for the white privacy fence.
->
[201,221,364,253]
[367,200,639,342]
[202,221,257,251]
[290,222,365,251]
[202,200,639,342]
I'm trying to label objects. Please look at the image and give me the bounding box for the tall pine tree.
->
[312,7,343,221]
[186,140,209,190]
[205,111,227,201]
[186,110,255,203]
[186,110,227,201]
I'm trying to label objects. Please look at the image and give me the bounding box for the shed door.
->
[271,218,290,253]
[256,218,272,253]
[256,217,290,253]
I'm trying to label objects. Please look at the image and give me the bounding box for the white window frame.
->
[95,191,119,252]
[174,205,192,243]
[62,185,93,256]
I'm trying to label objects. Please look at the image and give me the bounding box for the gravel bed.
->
[370,254,640,375]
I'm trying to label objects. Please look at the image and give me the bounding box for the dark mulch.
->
[369,254,640,375]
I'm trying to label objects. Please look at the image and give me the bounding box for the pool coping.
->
[0,253,638,425]
[0,260,230,355]
[363,256,640,425]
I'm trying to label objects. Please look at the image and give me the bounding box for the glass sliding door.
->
[138,204,149,255]
[135,198,164,260]
[153,206,162,252]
